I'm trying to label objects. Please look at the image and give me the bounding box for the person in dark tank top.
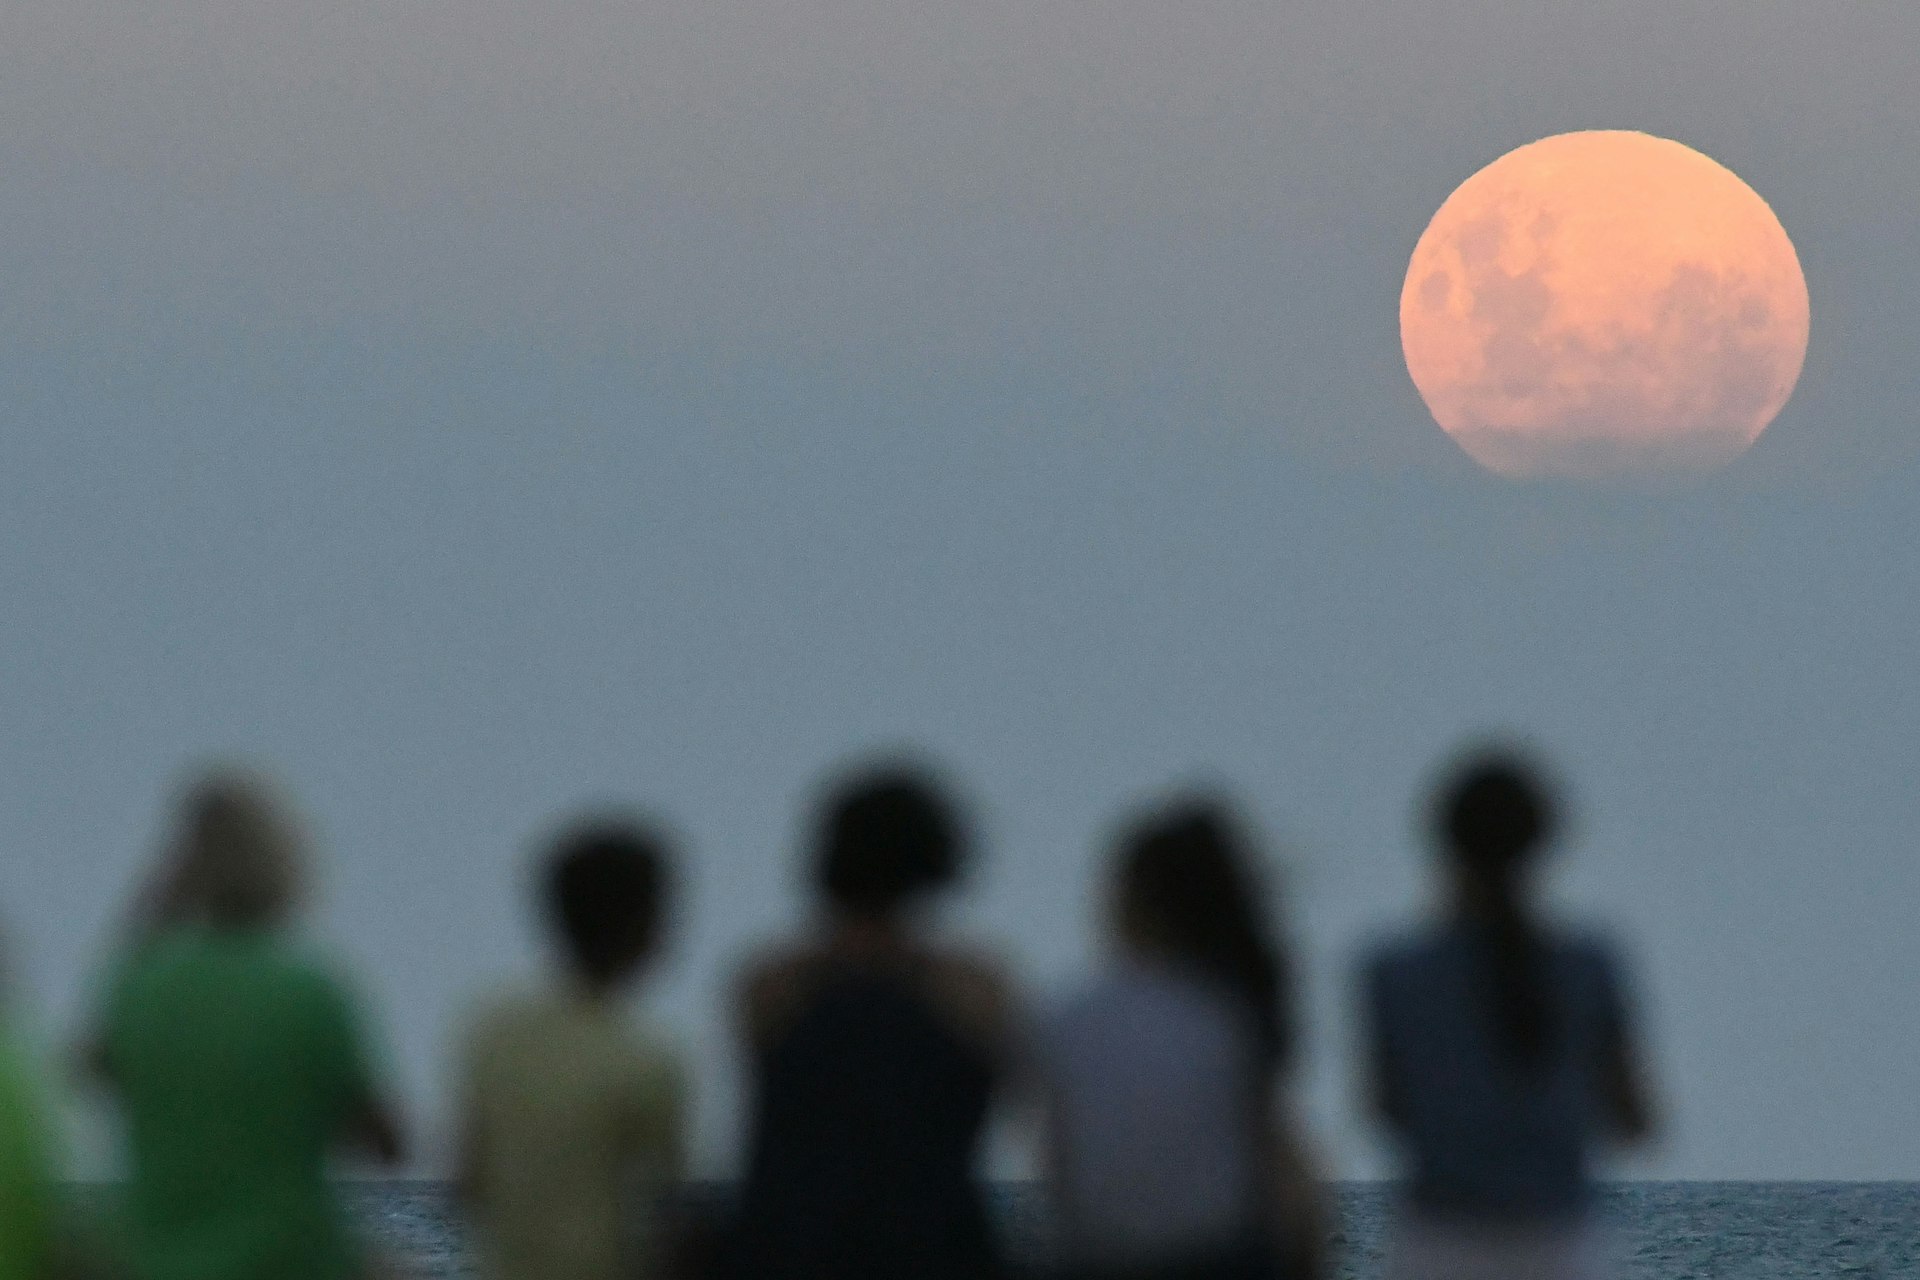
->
[717,761,1017,1280]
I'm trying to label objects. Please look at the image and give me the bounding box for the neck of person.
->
[204,908,284,935]
[823,908,914,959]
[1116,935,1176,979]
[1446,869,1509,922]
[569,972,625,1002]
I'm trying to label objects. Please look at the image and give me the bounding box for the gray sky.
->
[1,1,1916,1179]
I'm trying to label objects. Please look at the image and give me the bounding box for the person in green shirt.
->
[86,769,406,1280]
[0,991,59,1280]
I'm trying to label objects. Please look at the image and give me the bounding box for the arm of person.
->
[1264,1092,1332,1280]
[0,1049,59,1280]
[44,1238,100,1280]
[1030,1066,1090,1261]
[342,1090,406,1168]
[450,1007,501,1212]
[1358,956,1407,1136]
[627,1047,698,1280]
[451,1097,485,1213]
[312,973,407,1169]
[73,965,135,1092]
[1594,958,1658,1146]
[0,1042,119,1280]
[1599,1033,1656,1145]
[737,950,809,1060]
[71,1035,113,1090]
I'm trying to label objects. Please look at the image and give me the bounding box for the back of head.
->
[174,769,306,929]
[543,819,672,988]
[1437,752,1555,880]
[813,764,965,918]
[1430,747,1560,1065]
[1115,797,1291,1072]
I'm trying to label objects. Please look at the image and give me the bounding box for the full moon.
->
[1401,131,1810,480]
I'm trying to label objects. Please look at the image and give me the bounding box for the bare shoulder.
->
[738,942,822,999]
[735,943,826,1050]
[922,946,1021,1050]
[926,946,1014,998]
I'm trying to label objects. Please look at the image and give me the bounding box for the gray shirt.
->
[1363,922,1630,1222]
[1036,960,1268,1264]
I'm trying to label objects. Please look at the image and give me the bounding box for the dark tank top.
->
[724,960,1003,1280]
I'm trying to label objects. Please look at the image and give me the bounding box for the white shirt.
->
[462,989,688,1280]
[1035,959,1267,1265]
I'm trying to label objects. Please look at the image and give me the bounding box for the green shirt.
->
[103,929,380,1280]
[0,1026,56,1280]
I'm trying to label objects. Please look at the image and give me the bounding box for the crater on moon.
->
[1401,131,1810,480]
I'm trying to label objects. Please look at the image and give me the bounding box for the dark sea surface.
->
[346,1181,1918,1278]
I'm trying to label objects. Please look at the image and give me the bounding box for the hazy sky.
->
[2,1,1916,1179]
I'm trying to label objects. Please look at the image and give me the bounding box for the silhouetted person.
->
[1361,748,1657,1280]
[718,764,1016,1280]
[1034,798,1326,1280]
[86,769,405,1280]
[456,817,688,1280]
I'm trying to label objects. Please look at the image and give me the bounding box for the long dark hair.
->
[1116,799,1292,1072]
[1433,750,1559,1067]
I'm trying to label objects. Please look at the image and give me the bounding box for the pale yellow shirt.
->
[462,991,687,1280]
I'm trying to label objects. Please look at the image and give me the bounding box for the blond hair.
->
[171,768,308,926]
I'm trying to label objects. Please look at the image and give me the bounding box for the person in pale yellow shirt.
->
[457,818,688,1280]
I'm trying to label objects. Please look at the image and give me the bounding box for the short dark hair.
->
[812,766,964,915]
[1434,750,1558,873]
[542,819,671,984]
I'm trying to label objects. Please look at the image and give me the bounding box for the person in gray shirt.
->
[1360,748,1657,1280]
[1037,798,1326,1280]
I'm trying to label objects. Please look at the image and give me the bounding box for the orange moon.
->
[1400,131,1810,479]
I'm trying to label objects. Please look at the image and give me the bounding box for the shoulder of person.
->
[1027,967,1143,1064]
[458,987,544,1052]
[1542,919,1625,969]
[734,942,826,1044]
[272,940,365,1005]
[918,944,1021,1050]
[626,1026,692,1101]
[116,923,205,972]
[623,1007,689,1065]
[1356,925,1431,984]
[924,945,1014,996]
[736,942,817,1005]
[925,944,1019,1008]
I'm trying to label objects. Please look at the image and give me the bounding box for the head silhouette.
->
[812,765,965,919]
[1438,753,1556,881]
[1431,747,1560,1065]
[171,769,307,929]
[543,819,672,989]
[1114,797,1291,1071]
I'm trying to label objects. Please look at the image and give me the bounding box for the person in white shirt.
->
[457,817,689,1280]
[1034,798,1325,1280]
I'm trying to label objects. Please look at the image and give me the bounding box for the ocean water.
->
[346,1181,1919,1278]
